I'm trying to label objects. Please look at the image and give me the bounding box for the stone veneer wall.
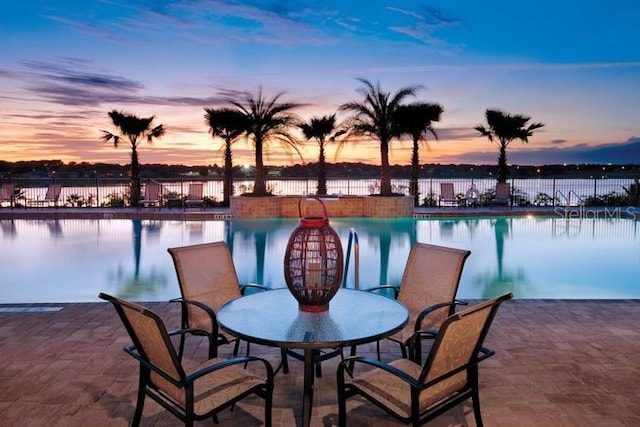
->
[230,195,413,218]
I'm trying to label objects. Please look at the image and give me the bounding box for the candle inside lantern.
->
[305,258,321,288]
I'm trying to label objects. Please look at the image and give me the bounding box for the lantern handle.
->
[298,196,329,219]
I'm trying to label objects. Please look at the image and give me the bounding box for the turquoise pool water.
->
[1,216,638,303]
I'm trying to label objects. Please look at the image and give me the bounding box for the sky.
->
[1,0,640,168]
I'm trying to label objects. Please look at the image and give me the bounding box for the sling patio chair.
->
[29,183,63,207]
[99,292,274,427]
[0,183,15,207]
[183,182,204,209]
[138,181,163,208]
[491,182,512,208]
[439,182,459,207]
[355,243,471,364]
[167,241,269,359]
[337,293,513,427]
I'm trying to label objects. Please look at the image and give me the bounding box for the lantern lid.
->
[300,216,329,228]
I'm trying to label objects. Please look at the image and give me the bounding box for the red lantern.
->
[284,198,344,312]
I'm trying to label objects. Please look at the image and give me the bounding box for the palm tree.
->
[101,110,166,206]
[475,109,545,183]
[339,78,421,195]
[228,89,301,196]
[396,102,444,206]
[204,108,248,206]
[298,114,344,195]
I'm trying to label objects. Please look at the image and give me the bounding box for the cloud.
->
[551,139,567,144]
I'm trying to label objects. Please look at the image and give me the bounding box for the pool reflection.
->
[1,216,638,303]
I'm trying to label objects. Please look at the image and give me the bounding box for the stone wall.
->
[230,195,413,218]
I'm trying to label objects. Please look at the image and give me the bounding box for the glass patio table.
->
[217,287,408,427]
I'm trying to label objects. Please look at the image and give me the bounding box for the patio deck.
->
[1,299,639,426]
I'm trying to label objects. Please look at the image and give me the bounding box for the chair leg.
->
[132,373,146,427]
[281,348,290,374]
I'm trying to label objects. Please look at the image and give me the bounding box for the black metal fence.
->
[1,176,638,208]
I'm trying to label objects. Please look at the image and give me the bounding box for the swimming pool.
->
[1,216,638,303]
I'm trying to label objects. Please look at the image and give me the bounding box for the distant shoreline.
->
[2,160,639,180]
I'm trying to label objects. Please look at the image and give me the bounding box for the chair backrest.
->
[0,184,14,201]
[144,182,162,200]
[419,293,513,387]
[187,183,203,200]
[45,184,62,201]
[495,183,510,199]
[99,292,186,404]
[397,243,471,330]
[440,182,455,199]
[167,242,242,330]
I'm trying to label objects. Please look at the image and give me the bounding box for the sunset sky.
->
[2,0,639,168]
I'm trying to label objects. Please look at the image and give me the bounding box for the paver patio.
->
[1,299,639,426]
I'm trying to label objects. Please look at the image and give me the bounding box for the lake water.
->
[1,215,638,303]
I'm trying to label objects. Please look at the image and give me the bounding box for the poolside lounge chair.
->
[184,182,204,209]
[98,292,274,427]
[1,184,15,207]
[357,243,471,363]
[167,242,269,359]
[29,184,62,207]
[439,182,459,207]
[138,181,162,208]
[336,293,513,427]
[492,182,512,208]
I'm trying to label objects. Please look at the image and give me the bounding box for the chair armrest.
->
[415,302,456,331]
[186,355,274,383]
[240,283,270,295]
[365,285,400,299]
[169,297,216,319]
[337,356,420,388]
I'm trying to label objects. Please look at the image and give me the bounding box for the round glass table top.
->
[217,288,408,349]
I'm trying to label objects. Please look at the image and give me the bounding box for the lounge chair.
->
[336,293,513,427]
[98,292,274,426]
[356,243,471,363]
[184,182,204,209]
[439,182,458,207]
[167,241,269,359]
[0,184,15,207]
[492,182,512,208]
[29,184,62,207]
[138,181,162,208]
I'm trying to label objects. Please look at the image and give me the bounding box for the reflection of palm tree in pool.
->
[115,219,167,299]
[346,219,417,286]
[474,217,530,298]
[225,219,288,286]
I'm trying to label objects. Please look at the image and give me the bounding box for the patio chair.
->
[0,184,15,207]
[492,182,512,208]
[337,293,513,427]
[98,292,274,427]
[439,182,458,207]
[167,241,269,359]
[184,182,204,209]
[138,181,162,208]
[29,183,62,207]
[358,243,471,363]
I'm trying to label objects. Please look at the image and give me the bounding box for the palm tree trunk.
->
[411,139,419,206]
[379,140,392,195]
[253,138,267,195]
[224,139,233,206]
[498,142,508,183]
[317,141,327,195]
[130,146,141,206]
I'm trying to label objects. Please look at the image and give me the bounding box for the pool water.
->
[1,216,638,303]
